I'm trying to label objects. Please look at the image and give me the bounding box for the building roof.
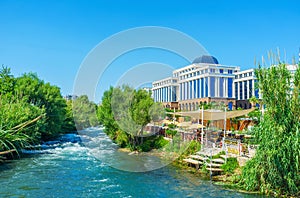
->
[192,55,219,64]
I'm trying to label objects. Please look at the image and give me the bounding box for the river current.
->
[0,128,261,198]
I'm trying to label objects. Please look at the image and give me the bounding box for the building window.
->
[249,80,253,97]
[228,78,233,98]
[244,81,248,99]
[239,82,243,100]
[220,69,224,74]
[210,69,215,73]
[228,70,233,74]
[249,72,252,76]
[205,77,208,97]
[235,82,238,99]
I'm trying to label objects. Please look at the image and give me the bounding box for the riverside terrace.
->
[144,107,257,170]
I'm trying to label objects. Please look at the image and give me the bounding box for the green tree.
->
[73,95,98,130]
[97,86,120,138]
[131,89,153,138]
[14,73,67,140]
[62,100,76,132]
[240,63,300,196]
[98,86,167,151]
[0,65,15,96]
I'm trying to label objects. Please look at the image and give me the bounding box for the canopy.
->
[163,120,179,125]
[177,122,191,127]
[168,108,255,121]
[163,120,173,125]
[188,123,205,129]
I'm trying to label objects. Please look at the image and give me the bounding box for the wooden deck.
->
[206,167,223,172]
[182,158,202,165]
[211,158,225,164]
[189,155,208,161]
[206,163,222,168]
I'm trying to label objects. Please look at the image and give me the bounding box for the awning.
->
[168,108,255,121]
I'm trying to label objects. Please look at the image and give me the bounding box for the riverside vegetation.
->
[1,62,300,197]
[237,63,300,196]
[0,66,96,156]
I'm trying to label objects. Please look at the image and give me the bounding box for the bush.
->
[153,136,168,149]
[115,130,129,148]
[182,140,201,157]
[137,139,152,152]
[212,151,226,159]
[221,157,239,174]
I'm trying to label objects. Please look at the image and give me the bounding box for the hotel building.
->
[152,55,298,111]
[152,55,240,110]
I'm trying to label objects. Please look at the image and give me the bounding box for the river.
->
[0,128,262,197]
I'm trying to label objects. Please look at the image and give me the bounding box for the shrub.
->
[221,157,239,174]
[153,136,169,149]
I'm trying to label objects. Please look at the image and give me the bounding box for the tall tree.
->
[240,63,300,196]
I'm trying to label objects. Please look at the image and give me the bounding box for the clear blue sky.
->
[1,0,299,102]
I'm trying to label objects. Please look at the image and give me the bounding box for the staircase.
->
[182,149,226,174]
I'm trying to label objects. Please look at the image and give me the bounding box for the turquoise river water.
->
[0,128,263,198]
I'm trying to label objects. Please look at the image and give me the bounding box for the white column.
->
[192,80,194,99]
[208,77,211,97]
[180,83,182,101]
[237,82,240,100]
[224,78,227,97]
[195,79,198,98]
[200,78,202,98]
[169,86,171,102]
[185,82,188,100]
[252,79,255,98]
[183,82,185,100]
[215,77,219,97]
[160,88,162,102]
[166,87,168,102]
[170,86,173,102]
[242,81,245,100]
[159,88,161,102]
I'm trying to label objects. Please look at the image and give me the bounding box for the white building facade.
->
[152,77,178,103]
[233,69,261,109]
[152,55,239,110]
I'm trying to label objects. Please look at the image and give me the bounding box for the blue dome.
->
[192,55,219,64]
